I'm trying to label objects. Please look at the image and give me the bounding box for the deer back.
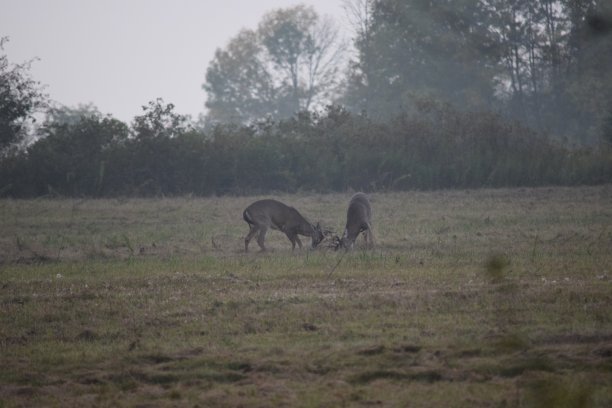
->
[244,199,315,236]
[343,193,372,243]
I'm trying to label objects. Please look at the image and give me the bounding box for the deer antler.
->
[319,232,342,250]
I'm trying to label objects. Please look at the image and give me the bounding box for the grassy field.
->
[1,186,611,407]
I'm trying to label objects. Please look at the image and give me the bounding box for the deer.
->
[340,192,374,250]
[243,199,325,252]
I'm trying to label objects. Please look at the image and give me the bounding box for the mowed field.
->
[1,186,611,407]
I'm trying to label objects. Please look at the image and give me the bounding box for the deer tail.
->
[243,209,254,226]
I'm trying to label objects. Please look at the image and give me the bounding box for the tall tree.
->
[0,37,46,155]
[563,0,612,143]
[491,0,573,131]
[203,5,345,124]
[341,0,612,144]
[342,0,499,117]
[491,0,612,143]
[203,30,276,124]
[341,0,376,112]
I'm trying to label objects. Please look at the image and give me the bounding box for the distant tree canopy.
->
[203,5,345,125]
[341,0,612,145]
[342,0,499,114]
[201,1,612,145]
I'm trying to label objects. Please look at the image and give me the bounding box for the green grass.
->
[1,186,611,407]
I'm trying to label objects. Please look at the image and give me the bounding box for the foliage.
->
[203,29,276,124]
[341,0,612,145]
[343,0,499,116]
[489,0,612,144]
[203,5,345,124]
[14,109,129,197]
[0,37,46,154]
[1,102,610,197]
[108,99,194,196]
[43,103,102,127]
[2,2,612,197]
[132,98,192,141]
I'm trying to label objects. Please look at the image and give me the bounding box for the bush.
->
[1,104,610,197]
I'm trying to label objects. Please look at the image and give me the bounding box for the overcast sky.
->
[1,0,349,123]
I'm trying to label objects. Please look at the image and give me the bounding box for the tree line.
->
[0,100,609,197]
[1,1,611,197]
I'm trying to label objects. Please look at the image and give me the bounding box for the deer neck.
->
[299,222,315,237]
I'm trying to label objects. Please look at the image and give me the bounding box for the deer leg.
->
[366,223,375,248]
[244,225,259,252]
[285,232,298,251]
[294,236,303,249]
[363,230,372,248]
[256,226,268,252]
[347,240,355,251]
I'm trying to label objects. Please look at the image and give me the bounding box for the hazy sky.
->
[1,0,348,123]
